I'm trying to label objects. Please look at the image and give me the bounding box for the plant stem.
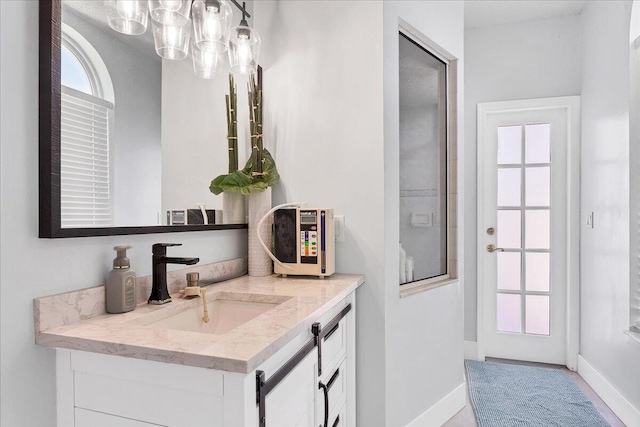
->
[248,74,263,176]
[226,74,238,173]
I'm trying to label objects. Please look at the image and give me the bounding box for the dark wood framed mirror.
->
[39,0,253,238]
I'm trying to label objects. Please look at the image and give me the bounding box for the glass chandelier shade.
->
[104,0,149,35]
[228,25,260,75]
[192,0,233,53]
[192,42,224,79]
[151,19,191,60]
[148,0,192,26]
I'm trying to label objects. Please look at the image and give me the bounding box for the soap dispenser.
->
[106,246,137,313]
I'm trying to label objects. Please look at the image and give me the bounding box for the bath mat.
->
[464,360,610,427]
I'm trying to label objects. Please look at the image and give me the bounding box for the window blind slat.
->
[61,107,109,126]
[61,88,112,227]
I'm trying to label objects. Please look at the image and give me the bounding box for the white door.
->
[478,97,580,366]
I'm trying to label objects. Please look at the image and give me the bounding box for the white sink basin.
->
[143,298,280,335]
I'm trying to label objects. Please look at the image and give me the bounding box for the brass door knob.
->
[487,244,504,253]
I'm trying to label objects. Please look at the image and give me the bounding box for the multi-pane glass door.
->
[481,105,569,365]
[496,123,551,336]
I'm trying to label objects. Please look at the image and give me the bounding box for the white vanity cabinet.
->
[55,292,356,427]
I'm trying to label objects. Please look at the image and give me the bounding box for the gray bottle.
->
[106,246,137,313]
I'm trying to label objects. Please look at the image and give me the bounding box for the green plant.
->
[210,73,279,196]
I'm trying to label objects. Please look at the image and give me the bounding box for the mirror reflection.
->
[60,0,252,228]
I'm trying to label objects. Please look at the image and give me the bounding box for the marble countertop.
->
[34,273,364,373]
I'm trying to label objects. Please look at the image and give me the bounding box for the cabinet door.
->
[316,359,347,427]
[328,401,347,427]
[263,348,318,427]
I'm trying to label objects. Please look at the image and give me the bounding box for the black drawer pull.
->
[327,367,340,391]
[318,381,329,427]
[332,415,340,427]
[323,323,339,341]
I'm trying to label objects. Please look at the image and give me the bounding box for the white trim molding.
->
[476,96,581,370]
[578,355,640,427]
[405,382,467,427]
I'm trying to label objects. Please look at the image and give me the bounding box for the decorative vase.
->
[222,192,246,224]
[248,188,273,276]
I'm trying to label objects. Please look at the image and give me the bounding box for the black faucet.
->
[148,243,199,305]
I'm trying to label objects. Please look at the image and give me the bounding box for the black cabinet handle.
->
[332,415,340,427]
[327,367,340,391]
[318,381,329,427]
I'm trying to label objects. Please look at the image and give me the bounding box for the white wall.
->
[253,2,387,424]
[464,15,582,341]
[383,2,465,425]
[580,0,640,411]
[0,2,247,425]
[160,59,244,217]
[256,2,465,424]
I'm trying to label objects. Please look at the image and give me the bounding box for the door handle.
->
[486,245,504,253]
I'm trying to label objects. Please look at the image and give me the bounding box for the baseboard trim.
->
[464,341,479,360]
[406,382,466,427]
[577,355,640,427]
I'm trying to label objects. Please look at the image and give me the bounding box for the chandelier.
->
[104,0,260,77]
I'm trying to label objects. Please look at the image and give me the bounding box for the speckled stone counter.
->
[34,263,364,373]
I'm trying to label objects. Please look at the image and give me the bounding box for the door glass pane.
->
[497,210,521,248]
[526,252,550,292]
[526,295,550,335]
[497,293,522,333]
[525,124,550,164]
[525,210,550,249]
[498,126,522,165]
[398,33,447,284]
[525,167,550,206]
[498,168,521,207]
[497,252,521,291]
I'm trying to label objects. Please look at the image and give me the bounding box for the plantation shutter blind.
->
[60,86,113,228]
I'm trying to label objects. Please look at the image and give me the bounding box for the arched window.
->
[60,24,114,228]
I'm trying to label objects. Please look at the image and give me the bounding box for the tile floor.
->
[443,358,625,427]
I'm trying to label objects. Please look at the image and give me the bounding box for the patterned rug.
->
[465,360,610,427]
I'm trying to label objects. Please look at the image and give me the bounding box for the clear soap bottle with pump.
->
[106,246,137,313]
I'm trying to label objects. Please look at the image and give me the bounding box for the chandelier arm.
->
[227,0,251,19]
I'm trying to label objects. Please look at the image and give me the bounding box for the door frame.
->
[476,96,581,370]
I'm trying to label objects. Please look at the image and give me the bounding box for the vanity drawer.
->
[317,359,347,426]
[321,316,346,375]
[71,351,224,426]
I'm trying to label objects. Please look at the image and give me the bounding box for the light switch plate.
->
[586,212,594,228]
[334,215,345,242]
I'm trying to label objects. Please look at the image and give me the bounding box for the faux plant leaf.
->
[209,170,253,195]
[241,148,280,187]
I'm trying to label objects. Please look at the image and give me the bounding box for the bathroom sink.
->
[142,297,281,335]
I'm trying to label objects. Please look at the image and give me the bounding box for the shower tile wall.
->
[399,105,447,280]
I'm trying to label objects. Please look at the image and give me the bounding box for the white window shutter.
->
[61,87,113,228]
